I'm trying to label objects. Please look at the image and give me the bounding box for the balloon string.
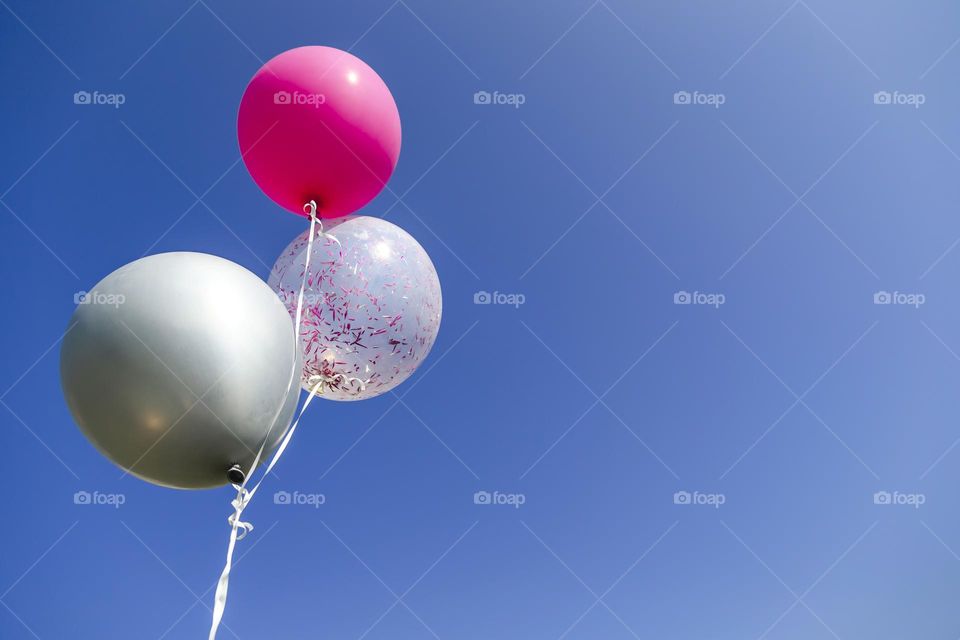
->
[208,201,326,640]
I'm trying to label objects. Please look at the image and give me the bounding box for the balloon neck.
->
[302,200,320,220]
[226,464,245,485]
[306,372,367,396]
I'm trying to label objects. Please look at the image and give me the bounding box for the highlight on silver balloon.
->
[269,215,442,401]
[60,252,300,489]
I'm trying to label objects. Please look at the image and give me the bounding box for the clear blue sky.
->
[3,1,960,638]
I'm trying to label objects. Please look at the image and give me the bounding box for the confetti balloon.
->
[269,216,441,401]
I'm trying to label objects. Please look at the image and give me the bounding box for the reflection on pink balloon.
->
[238,46,401,219]
[269,216,441,401]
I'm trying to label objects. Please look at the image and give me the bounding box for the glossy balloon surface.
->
[238,46,401,218]
[60,252,301,489]
[269,216,441,401]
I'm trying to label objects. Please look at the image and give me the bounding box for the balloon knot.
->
[306,372,367,396]
[302,200,339,245]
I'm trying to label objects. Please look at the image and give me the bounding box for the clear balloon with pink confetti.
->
[268,216,442,401]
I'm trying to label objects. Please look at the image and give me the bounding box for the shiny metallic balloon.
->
[60,252,300,489]
[269,216,442,401]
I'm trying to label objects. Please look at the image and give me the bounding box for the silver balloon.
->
[60,252,300,489]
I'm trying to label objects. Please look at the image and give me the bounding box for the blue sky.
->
[4,1,960,638]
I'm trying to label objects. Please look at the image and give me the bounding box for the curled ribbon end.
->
[228,486,254,540]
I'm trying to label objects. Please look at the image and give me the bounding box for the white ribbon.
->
[208,201,331,640]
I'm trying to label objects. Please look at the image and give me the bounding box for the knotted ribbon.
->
[208,201,337,639]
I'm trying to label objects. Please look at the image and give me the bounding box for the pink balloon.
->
[238,46,401,219]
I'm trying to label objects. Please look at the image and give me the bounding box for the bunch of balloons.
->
[59,46,441,637]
